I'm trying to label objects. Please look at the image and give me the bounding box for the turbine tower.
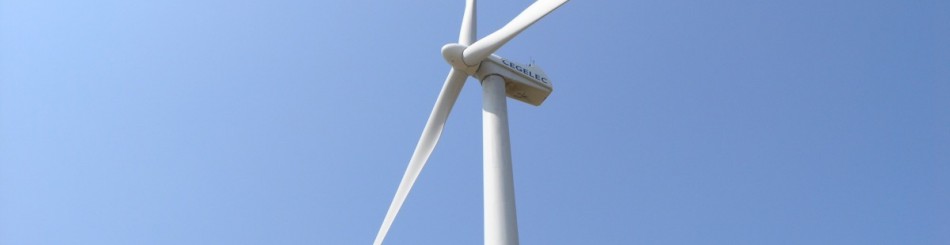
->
[374,1,568,244]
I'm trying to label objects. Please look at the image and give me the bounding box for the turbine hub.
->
[441,43,480,75]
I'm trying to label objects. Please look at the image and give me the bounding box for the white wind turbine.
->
[374,0,568,244]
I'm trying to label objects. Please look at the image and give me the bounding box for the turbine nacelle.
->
[442,44,553,106]
[477,55,553,106]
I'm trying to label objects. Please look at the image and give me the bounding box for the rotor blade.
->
[459,0,476,45]
[462,0,568,65]
[374,68,468,245]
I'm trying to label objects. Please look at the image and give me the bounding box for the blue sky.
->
[1,0,947,244]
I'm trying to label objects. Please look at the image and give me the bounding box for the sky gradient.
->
[2,0,948,244]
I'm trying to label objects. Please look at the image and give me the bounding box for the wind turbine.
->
[374,0,568,244]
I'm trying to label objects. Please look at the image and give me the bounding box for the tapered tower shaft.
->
[481,75,519,245]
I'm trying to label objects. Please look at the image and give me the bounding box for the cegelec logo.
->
[501,59,549,84]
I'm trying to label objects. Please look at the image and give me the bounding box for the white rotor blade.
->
[374,68,468,245]
[462,0,568,65]
[459,0,476,45]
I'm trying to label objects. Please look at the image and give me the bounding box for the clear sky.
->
[1,0,948,244]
